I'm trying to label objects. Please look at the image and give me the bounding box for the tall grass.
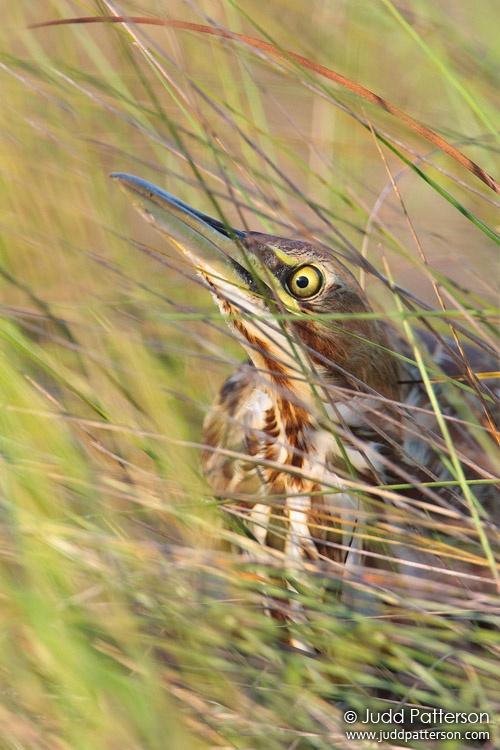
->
[1,1,498,748]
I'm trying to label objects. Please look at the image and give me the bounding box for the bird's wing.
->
[416,328,499,389]
[202,362,272,498]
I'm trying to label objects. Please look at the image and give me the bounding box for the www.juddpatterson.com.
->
[342,708,490,725]
[344,728,490,744]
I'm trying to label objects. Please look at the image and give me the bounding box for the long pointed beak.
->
[110,173,249,283]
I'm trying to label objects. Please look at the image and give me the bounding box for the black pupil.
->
[296,275,309,288]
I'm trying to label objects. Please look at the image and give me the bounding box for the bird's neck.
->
[293,317,403,401]
[218,292,403,410]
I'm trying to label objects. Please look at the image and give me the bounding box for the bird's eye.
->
[285,265,324,299]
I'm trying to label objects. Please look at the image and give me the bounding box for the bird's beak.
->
[110,172,253,289]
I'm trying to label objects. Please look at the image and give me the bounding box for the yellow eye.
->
[286,265,324,299]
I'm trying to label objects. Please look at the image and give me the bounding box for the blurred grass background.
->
[1,1,499,748]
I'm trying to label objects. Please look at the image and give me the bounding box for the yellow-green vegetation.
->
[1,2,498,749]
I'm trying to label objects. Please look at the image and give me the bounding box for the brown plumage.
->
[113,173,500,594]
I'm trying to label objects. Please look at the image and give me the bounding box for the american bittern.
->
[113,173,499,594]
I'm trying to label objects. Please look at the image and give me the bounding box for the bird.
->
[112,173,500,597]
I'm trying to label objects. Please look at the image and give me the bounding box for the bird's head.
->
[112,174,402,399]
